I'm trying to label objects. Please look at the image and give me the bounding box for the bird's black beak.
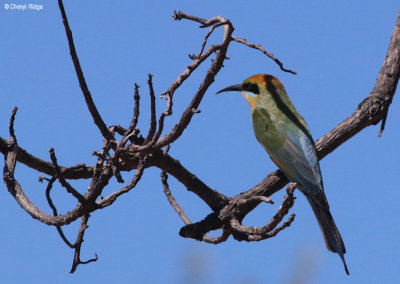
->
[216,84,242,94]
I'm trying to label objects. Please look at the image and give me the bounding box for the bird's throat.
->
[243,92,255,108]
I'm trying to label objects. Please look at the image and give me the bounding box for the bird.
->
[217,74,349,275]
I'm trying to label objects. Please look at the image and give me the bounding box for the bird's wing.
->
[273,124,323,196]
[254,105,324,196]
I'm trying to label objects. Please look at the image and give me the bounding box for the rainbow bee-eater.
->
[217,74,349,275]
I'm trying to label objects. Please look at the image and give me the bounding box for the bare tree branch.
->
[232,36,297,74]
[161,171,191,225]
[96,157,147,208]
[44,176,75,248]
[143,74,157,145]
[58,0,114,142]
[119,83,141,146]
[70,213,98,273]
[49,147,85,203]
[229,184,296,241]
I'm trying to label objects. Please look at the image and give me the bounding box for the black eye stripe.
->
[242,83,260,94]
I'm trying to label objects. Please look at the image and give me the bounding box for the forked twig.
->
[190,22,227,59]
[229,184,296,241]
[96,157,147,208]
[70,213,98,273]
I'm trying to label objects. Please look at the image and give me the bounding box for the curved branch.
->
[2,109,86,226]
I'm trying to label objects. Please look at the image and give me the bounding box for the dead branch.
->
[49,147,85,203]
[70,213,98,273]
[58,0,114,142]
[232,36,297,74]
[44,176,74,248]
[161,171,191,225]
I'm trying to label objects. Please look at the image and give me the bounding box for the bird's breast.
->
[251,107,286,153]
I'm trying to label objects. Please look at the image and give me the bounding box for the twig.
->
[161,170,230,244]
[130,84,141,132]
[232,36,297,74]
[227,184,296,241]
[128,89,173,153]
[96,157,147,208]
[152,152,229,211]
[9,107,18,143]
[378,103,388,137]
[49,148,85,203]
[143,74,157,144]
[58,0,114,142]
[173,11,210,26]
[237,195,274,206]
[190,22,227,59]
[120,84,141,146]
[118,11,233,157]
[134,11,234,152]
[263,183,296,230]
[70,213,98,273]
[161,171,190,224]
[230,214,296,241]
[45,176,75,248]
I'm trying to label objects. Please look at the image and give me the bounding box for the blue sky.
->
[0,1,399,283]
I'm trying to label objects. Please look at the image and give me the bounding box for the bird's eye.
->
[242,83,260,95]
